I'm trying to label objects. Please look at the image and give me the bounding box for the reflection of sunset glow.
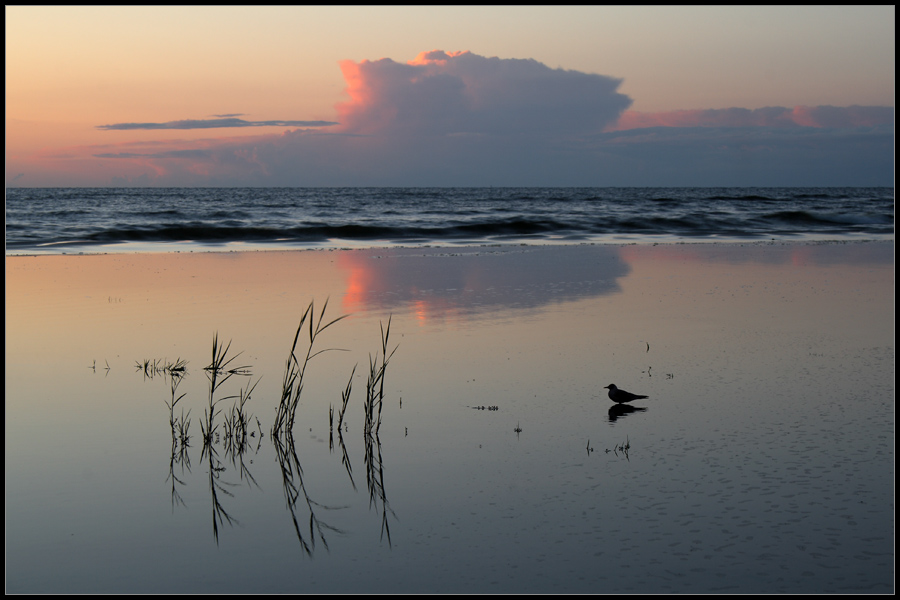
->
[407,297,465,328]
[338,251,466,327]
[340,253,377,314]
[411,299,429,326]
[335,246,634,328]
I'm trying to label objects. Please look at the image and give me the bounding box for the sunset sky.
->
[6,6,894,187]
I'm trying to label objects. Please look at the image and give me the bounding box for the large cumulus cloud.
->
[335,50,633,137]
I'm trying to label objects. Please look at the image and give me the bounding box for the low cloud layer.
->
[611,105,893,131]
[586,124,894,186]
[96,117,338,130]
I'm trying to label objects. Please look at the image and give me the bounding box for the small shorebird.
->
[604,384,649,404]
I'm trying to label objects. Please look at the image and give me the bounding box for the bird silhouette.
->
[604,384,649,404]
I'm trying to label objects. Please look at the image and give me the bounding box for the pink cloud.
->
[609,105,893,131]
[335,49,632,137]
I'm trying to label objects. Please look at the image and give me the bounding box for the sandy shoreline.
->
[6,239,894,593]
[6,233,896,257]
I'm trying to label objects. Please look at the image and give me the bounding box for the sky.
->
[6,6,895,187]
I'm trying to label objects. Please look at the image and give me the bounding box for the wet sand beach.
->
[5,241,894,593]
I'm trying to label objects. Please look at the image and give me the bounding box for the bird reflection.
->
[608,403,647,423]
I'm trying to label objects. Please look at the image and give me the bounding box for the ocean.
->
[5,187,894,253]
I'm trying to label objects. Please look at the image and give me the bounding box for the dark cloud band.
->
[96,118,338,130]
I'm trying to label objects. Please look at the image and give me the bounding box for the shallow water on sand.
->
[5,242,894,593]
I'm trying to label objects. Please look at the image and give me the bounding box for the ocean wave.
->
[5,187,893,252]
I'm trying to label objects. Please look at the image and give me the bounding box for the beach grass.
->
[201,333,251,445]
[272,298,349,437]
[364,316,398,435]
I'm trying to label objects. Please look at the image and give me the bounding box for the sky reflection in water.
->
[5,242,894,593]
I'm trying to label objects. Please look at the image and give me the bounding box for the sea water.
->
[5,187,894,253]
[5,242,894,593]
